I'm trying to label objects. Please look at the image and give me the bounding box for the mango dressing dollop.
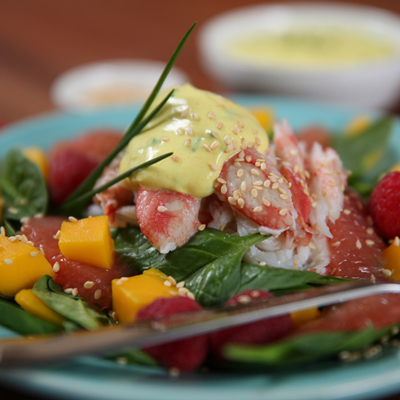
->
[119,84,269,199]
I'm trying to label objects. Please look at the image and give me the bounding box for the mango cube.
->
[112,268,180,324]
[383,241,400,281]
[0,234,55,297]
[251,108,274,133]
[23,146,49,181]
[15,289,65,328]
[58,216,114,269]
[345,115,371,137]
[291,308,320,327]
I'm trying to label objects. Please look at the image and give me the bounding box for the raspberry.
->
[209,290,292,361]
[48,149,98,205]
[369,172,400,240]
[136,297,208,372]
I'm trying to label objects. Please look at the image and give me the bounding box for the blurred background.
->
[2,0,400,123]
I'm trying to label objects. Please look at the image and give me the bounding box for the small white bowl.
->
[199,3,400,109]
[51,59,189,111]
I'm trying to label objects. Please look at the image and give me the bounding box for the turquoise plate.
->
[0,96,399,400]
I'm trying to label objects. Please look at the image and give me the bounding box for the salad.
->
[1,24,400,375]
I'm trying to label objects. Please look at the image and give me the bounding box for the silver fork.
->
[1,281,400,367]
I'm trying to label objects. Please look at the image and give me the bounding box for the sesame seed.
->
[237,169,244,178]
[293,260,298,270]
[178,287,189,295]
[371,274,376,283]
[240,181,247,191]
[253,180,263,186]
[232,140,238,150]
[255,137,261,146]
[238,295,251,304]
[383,269,392,277]
[185,139,191,147]
[241,138,247,149]
[120,277,129,281]
[164,280,172,287]
[234,162,241,168]
[280,194,289,200]
[253,206,262,213]
[216,122,224,129]
[115,280,123,286]
[272,182,279,190]
[172,155,181,162]
[251,290,260,297]
[64,288,73,294]
[94,289,102,300]
[279,209,288,216]
[0,227,5,236]
[228,197,236,205]
[30,251,39,257]
[309,242,316,250]
[211,131,219,139]
[198,224,206,231]
[161,136,170,142]
[251,189,258,198]
[395,236,400,247]
[187,292,195,300]
[157,206,168,212]
[176,281,185,288]
[217,178,227,184]
[312,201,318,208]
[231,126,239,135]
[224,135,232,144]
[331,241,341,247]
[209,162,218,171]
[344,209,351,215]
[221,184,228,194]
[210,140,219,150]
[237,198,245,208]
[246,156,252,163]
[262,198,271,207]
[278,187,286,194]
[259,261,266,266]
[365,239,375,247]
[84,281,94,289]
[322,187,327,197]
[68,216,78,222]
[4,259,13,265]
[8,236,16,242]
[264,180,271,188]
[233,190,242,200]
[290,149,298,156]
[191,113,199,121]
[185,126,193,135]
[356,239,362,249]
[39,245,45,255]
[8,207,18,214]
[251,169,260,176]
[181,107,189,117]
[72,288,78,296]
[225,144,234,153]
[203,144,212,152]
[208,111,216,119]
[314,223,321,230]
[53,262,60,272]
[282,161,291,167]
[366,227,374,235]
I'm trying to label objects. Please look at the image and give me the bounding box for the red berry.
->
[328,189,385,280]
[210,290,292,361]
[369,172,400,240]
[136,297,208,372]
[48,149,98,205]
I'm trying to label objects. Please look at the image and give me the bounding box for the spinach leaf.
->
[33,275,111,330]
[239,263,350,294]
[332,116,394,196]
[225,324,397,367]
[0,149,47,220]
[114,227,266,307]
[0,297,62,335]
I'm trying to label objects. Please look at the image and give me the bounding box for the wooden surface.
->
[2,0,400,399]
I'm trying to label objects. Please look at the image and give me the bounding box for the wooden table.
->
[2,0,400,399]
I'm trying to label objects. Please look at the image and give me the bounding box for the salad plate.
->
[0,95,400,400]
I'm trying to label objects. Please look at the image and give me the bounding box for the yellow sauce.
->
[228,26,396,68]
[119,84,269,199]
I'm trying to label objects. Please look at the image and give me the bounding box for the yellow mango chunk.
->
[291,308,320,327]
[15,289,65,328]
[383,240,400,281]
[251,108,274,133]
[112,269,180,324]
[389,162,400,173]
[345,115,371,137]
[23,146,49,181]
[58,216,114,269]
[0,234,55,297]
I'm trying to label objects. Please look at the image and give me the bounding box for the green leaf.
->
[225,325,397,366]
[0,149,47,220]
[33,275,111,330]
[106,349,159,367]
[238,263,350,294]
[333,116,395,196]
[115,227,266,307]
[0,298,62,335]
[3,219,17,237]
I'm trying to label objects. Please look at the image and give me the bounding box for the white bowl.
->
[51,59,189,111]
[199,3,400,109]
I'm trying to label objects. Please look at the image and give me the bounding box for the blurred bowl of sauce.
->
[51,60,189,111]
[199,3,400,109]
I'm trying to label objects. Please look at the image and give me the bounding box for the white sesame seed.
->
[251,169,260,177]
[225,144,234,153]
[263,180,271,188]
[8,236,16,242]
[237,198,245,208]
[246,156,252,163]
[258,261,266,266]
[382,269,392,277]
[208,111,216,119]
[331,241,341,247]
[84,281,95,289]
[178,287,189,295]
[72,288,78,296]
[39,245,45,256]
[176,281,185,288]
[176,128,184,135]
[228,196,236,205]
[185,126,193,135]
[210,140,219,150]
[198,224,206,231]
[191,113,199,121]
[262,198,271,207]
[216,122,224,129]
[309,242,316,250]
[356,239,362,249]
[68,216,78,222]
[209,163,218,171]
[238,295,251,304]
[344,209,351,215]
[253,206,262,213]
[30,251,39,257]
[279,209,288,216]
[172,155,181,162]
[203,144,212,152]
[240,181,247,191]
[187,292,195,300]
[161,136,170,142]
[157,206,168,212]
[54,230,61,239]
[272,182,279,190]
[164,280,172,287]
[4,259,13,265]
[237,169,244,178]
[94,289,102,300]
[185,139,191,147]
[366,227,374,235]
[221,184,228,195]
[181,107,189,117]
[365,239,375,247]
[53,262,60,272]
[64,288,73,294]
[251,189,258,198]
[395,237,400,247]
[211,131,219,139]
[0,227,5,236]
[217,178,227,184]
